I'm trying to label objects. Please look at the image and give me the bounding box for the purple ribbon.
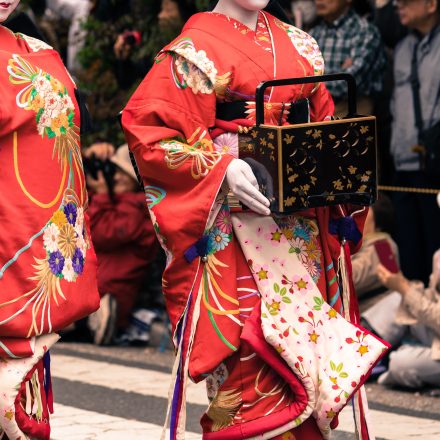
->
[184,235,209,263]
[329,216,361,245]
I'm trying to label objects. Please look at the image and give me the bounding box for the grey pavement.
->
[50,342,440,439]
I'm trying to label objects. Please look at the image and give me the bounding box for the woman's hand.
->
[226,159,270,216]
[377,264,411,295]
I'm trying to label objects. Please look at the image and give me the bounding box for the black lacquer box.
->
[235,74,377,215]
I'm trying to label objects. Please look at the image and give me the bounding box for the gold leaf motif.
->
[260,137,267,146]
[285,196,296,207]
[333,179,344,190]
[288,173,299,183]
[306,129,313,135]
[286,164,293,175]
[251,130,258,139]
[206,389,241,432]
[358,185,368,193]
[360,126,369,134]
[268,131,275,140]
[348,165,357,175]
[267,142,275,150]
[310,176,317,185]
[284,134,294,144]
[312,129,322,139]
[329,134,336,140]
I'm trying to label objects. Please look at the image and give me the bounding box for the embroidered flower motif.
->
[75,206,84,236]
[48,250,64,276]
[213,132,239,157]
[264,225,286,247]
[43,223,60,253]
[62,257,75,282]
[292,274,312,291]
[51,210,67,228]
[304,259,320,279]
[64,202,77,225]
[253,264,273,286]
[289,237,308,262]
[76,234,87,255]
[266,293,286,315]
[8,54,80,165]
[208,228,231,253]
[72,248,84,274]
[215,208,233,234]
[58,223,76,259]
[167,38,217,95]
[280,22,325,76]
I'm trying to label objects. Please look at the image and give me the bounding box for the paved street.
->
[50,342,440,440]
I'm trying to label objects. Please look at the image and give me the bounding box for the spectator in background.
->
[85,144,159,345]
[352,193,400,312]
[310,0,387,116]
[389,0,440,285]
[361,247,440,389]
[113,0,197,90]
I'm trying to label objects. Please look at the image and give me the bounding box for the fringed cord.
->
[160,311,187,440]
[175,270,205,439]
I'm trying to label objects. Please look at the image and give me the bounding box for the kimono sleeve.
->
[121,48,234,262]
[309,82,334,122]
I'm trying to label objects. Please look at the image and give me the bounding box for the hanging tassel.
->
[43,351,54,414]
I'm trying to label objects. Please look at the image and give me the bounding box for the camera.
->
[83,155,116,195]
[122,30,142,47]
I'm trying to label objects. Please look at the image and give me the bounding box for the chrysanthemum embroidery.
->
[7,54,81,166]
[0,195,89,337]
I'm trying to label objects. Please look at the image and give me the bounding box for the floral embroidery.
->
[213,132,239,157]
[0,192,90,337]
[215,207,233,234]
[39,199,88,282]
[208,228,231,253]
[17,33,53,52]
[160,127,221,179]
[276,216,322,283]
[7,55,81,165]
[275,20,325,76]
[160,37,217,95]
[206,363,229,401]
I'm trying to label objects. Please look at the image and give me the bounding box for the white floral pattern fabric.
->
[232,213,388,438]
[0,334,59,439]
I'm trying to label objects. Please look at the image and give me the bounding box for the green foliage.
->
[77,1,208,145]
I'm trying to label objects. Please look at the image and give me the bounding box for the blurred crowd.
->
[5,0,440,393]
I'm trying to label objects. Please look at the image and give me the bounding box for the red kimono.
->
[0,27,99,439]
[123,11,387,440]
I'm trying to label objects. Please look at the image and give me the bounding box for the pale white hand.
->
[225,159,271,216]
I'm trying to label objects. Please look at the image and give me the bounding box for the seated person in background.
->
[361,248,440,389]
[351,193,399,312]
[85,143,159,345]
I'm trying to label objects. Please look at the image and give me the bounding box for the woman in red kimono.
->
[0,1,99,438]
[123,1,389,439]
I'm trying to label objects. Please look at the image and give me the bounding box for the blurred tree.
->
[78,0,207,145]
